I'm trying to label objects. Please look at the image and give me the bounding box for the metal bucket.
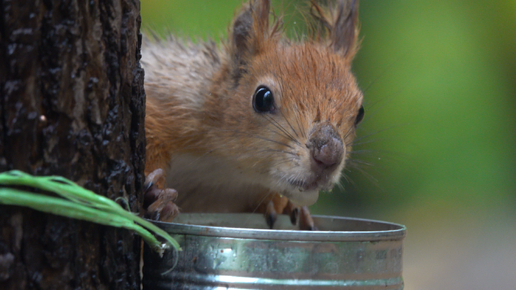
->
[143,213,406,290]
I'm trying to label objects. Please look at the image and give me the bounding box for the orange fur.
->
[143,0,363,213]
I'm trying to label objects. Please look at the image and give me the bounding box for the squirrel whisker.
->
[278,109,301,140]
[260,113,301,146]
[216,128,296,150]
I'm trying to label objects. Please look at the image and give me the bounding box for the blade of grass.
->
[0,171,181,252]
[0,188,171,254]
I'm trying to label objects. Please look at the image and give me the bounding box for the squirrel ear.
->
[232,0,270,54]
[230,0,275,77]
[310,0,360,62]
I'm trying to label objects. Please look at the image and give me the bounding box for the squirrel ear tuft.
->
[230,0,277,79]
[232,0,270,55]
[310,0,360,62]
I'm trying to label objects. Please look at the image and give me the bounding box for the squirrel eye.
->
[253,86,275,113]
[354,106,365,126]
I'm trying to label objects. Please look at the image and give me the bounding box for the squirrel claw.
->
[299,206,318,231]
[282,201,299,225]
[143,169,180,222]
[284,203,317,231]
[265,201,278,229]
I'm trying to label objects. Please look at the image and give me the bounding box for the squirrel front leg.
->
[142,107,181,222]
[260,193,317,230]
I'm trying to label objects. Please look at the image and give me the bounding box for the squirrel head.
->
[205,0,364,206]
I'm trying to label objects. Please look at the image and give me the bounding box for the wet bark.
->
[0,0,146,289]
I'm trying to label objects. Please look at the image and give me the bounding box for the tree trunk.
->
[0,0,146,289]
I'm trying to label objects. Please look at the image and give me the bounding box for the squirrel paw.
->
[264,194,317,231]
[143,168,179,222]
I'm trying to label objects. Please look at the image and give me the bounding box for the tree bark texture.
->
[0,0,145,289]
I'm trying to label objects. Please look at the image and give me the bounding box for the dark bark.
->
[0,0,145,289]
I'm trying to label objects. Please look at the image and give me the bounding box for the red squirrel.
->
[142,0,364,229]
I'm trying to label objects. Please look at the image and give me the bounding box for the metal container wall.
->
[143,213,406,290]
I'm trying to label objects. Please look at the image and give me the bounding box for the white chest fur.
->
[166,153,271,213]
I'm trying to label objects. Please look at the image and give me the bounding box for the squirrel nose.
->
[312,139,342,167]
[308,123,344,170]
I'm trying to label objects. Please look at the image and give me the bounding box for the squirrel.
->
[141,0,364,230]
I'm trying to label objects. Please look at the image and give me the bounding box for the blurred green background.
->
[141,1,516,288]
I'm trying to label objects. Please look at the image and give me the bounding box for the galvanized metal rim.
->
[151,214,406,242]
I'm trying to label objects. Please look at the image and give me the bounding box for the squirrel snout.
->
[307,123,344,170]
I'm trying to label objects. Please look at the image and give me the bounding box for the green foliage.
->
[343,0,516,212]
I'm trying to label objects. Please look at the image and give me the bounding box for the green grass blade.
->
[0,171,181,252]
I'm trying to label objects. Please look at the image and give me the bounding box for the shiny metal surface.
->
[143,213,406,290]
